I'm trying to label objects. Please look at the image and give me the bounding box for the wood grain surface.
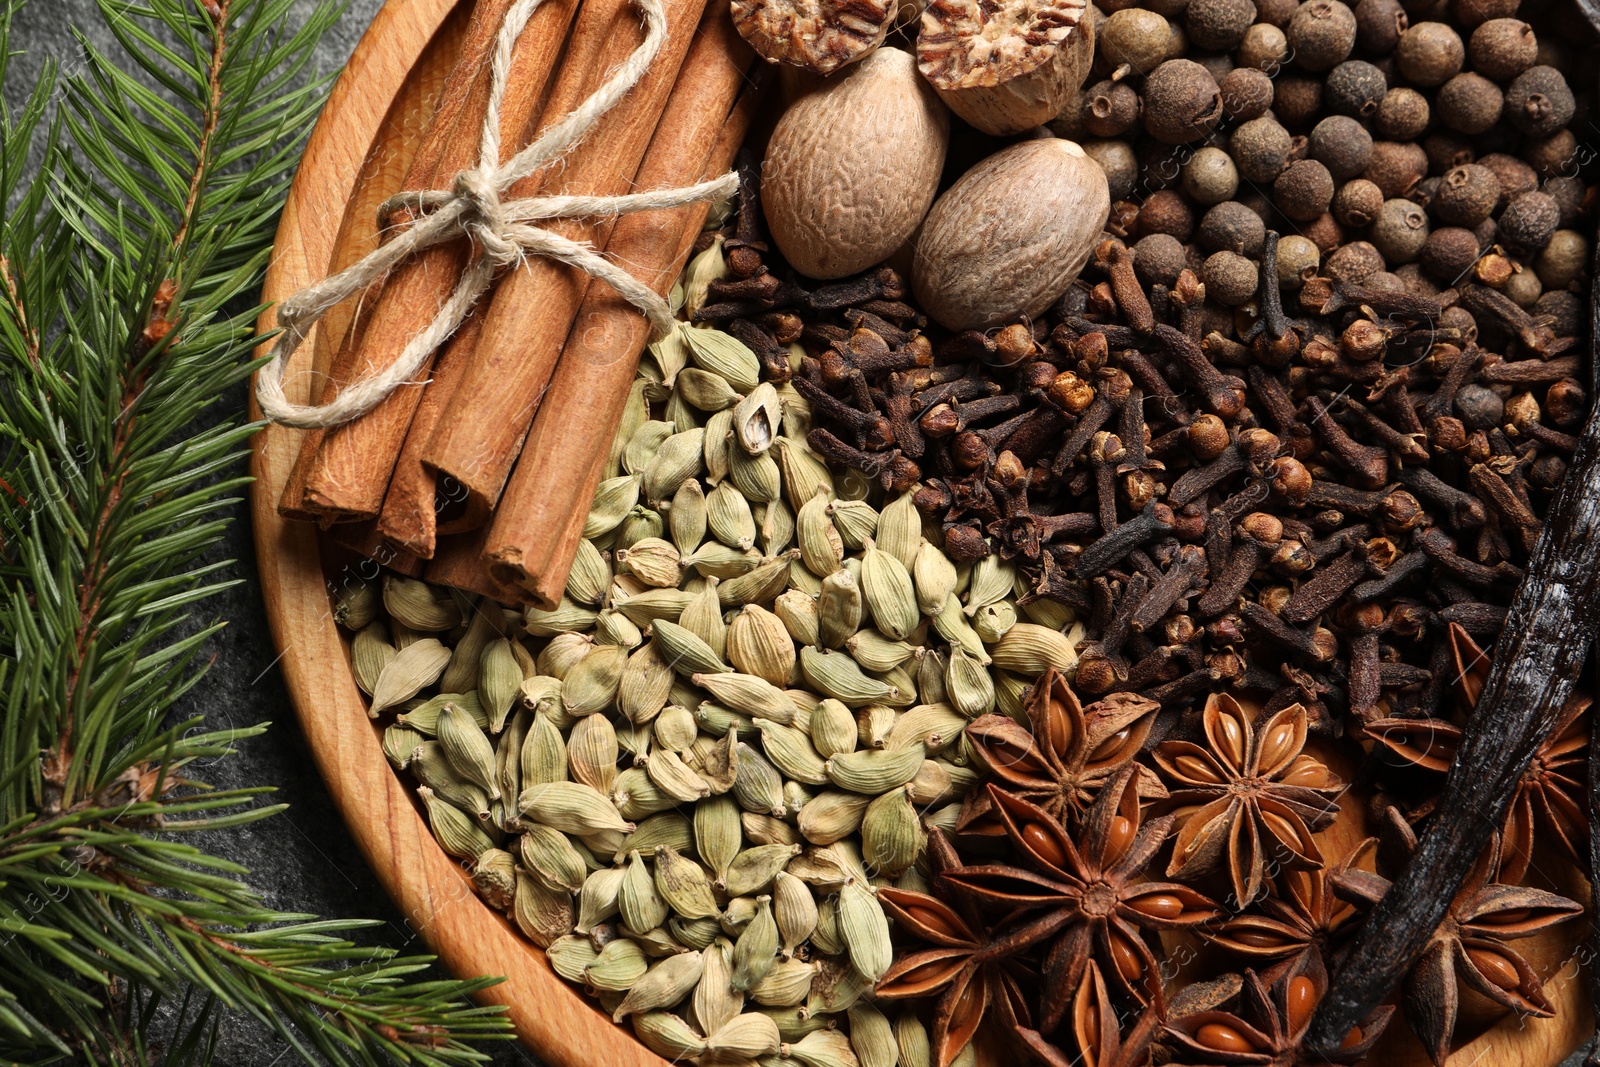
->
[248,1,1592,1062]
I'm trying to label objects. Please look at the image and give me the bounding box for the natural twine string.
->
[256,0,740,429]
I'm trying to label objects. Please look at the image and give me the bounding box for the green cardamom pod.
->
[535,632,591,679]
[575,866,624,933]
[685,542,764,580]
[476,639,520,733]
[945,644,997,718]
[724,843,800,898]
[369,638,451,715]
[548,934,602,982]
[694,794,743,885]
[773,590,820,649]
[670,915,722,951]
[620,850,669,935]
[772,437,832,514]
[726,606,796,688]
[730,895,780,992]
[906,759,954,806]
[932,595,990,665]
[351,622,395,698]
[417,786,494,860]
[729,446,782,504]
[693,672,797,724]
[410,742,491,818]
[817,569,862,650]
[796,790,870,846]
[585,474,643,539]
[520,709,568,787]
[518,824,587,894]
[565,538,613,611]
[809,698,858,759]
[441,608,498,693]
[593,608,643,650]
[614,587,696,627]
[606,378,651,479]
[566,712,619,794]
[613,766,676,821]
[707,1011,781,1060]
[693,938,743,1035]
[617,639,673,724]
[861,787,925,876]
[681,236,726,318]
[717,552,795,608]
[524,598,602,638]
[826,498,877,550]
[382,723,425,769]
[749,959,815,1008]
[989,621,1078,675]
[796,489,843,578]
[875,489,922,570]
[617,536,683,589]
[860,538,918,641]
[437,702,501,801]
[585,938,649,992]
[684,327,761,393]
[759,498,795,556]
[895,1012,933,1067]
[703,408,733,486]
[614,950,706,1022]
[786,1025,861,1067]
[646,749,710,802]
[972,599,1017,644]
[844,629,917,673]
[912,538,958,617]
[887,702,965,753]
[826,743,926,795]
[510,870,573,948]
[397,691,486,735]
[562,643,628,717]
[732,742,786,818]
[624,421,675,475]
[331,581,380,631]
[965,554,1016,616]
[732,382,783,455]
[752,718,829,785]
[383,575,460,632]
[837,880,891,982]
[631,1012,709,1060]
[811,894,843,954]
[518,781,632,835]
[668,481,708,560]
[772,871,817,958]
[653,704,698,752]
[696,702,755,740]
[1019,590,1077,631]
[676,366,741,412]
[800,646,894,708]
[471,848,516,910]
[654,845,720,919]
[848,1002,899,1067]
[918,648,949,706]
[621,812,693,862]
[650,619,728,678]
[616,505,664,550]
[874,662,918,708]
[742,811,799,847]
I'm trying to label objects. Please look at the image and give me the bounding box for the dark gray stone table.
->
[4,2,537,1062]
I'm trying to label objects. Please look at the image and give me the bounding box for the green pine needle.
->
[0,0,514,1062]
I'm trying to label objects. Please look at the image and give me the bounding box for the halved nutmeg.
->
[915,0,1095,135]
[731,0,897,73]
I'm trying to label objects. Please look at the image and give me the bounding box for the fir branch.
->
[0,1,514,1062]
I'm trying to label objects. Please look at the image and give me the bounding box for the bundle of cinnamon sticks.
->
[280,0,760,609]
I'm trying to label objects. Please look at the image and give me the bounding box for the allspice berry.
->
[1219,67,1274,120]
[1477,153,1538,208]
[1325,240,1385,282]
[1274,159,1336,220]
[1255,0,1300,27]
[1432,164,1500,226]
[1448,0,1517,30]
[1354,0,1408,54]
[1084,140,1139,200]
[1395,22,1464,85]
[1197,200,1267,256]
[1229,116,1294,182]
[1543,175,1586,226]
[1420,226,1481,281]
[1133,233,1187,286]
[1435,73,1502,135]
[1309,115,1374,179]
[1496,190,1560,254]
[1084,80,1142,137]
[1272,76,1325,127]
[1364,140,1429,197]
[1502,264,1542,306]
[1302,211,1347,252]
[1182,146,1241,204]
[1423,133,1474,177]
[1287,0,1358,71]
[1202,250,1259,304]
[1325,60,1388,115]
[1334,177,1385,226]
[1504,66,1575,137]
[1371,197,1430,262]
[1524,129,1578,177]
[1236,23,1289,71]
[1276,234,1321,288]
[1535,229,1587,289]
[1137,188,1197,240]
[1098,9,1173,75]
[1186,0,1256,51]
[1468,18,1537,81]
[1143,60,1225,143]
[1374,87,1429,139]
[1535,290,1583,336]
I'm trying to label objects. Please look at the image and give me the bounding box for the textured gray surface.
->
[4,1,536,1063]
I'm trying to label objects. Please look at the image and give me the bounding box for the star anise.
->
[1163,952,1392,1066]
[1203,837,1375,982]
[1331,812,1583,1066]
[1364,625,1591,884]
[876,829,1035,1067]
[961,668,1165,834]
[941,765,1221,1029]
[1153,695,1343,907]
[1017,961,1162,1067]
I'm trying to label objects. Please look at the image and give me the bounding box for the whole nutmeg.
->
[1142,59,1224,144]
[918,0,1096,135]
[762,49,949,280]
[733,0,894,71]
[914,138,1111,330]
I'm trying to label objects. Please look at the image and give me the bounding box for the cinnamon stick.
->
[282,0,580,523]
[486,18,759,607]
[373,306,485,557]
[427,526,530,604]
[420,0,717,527]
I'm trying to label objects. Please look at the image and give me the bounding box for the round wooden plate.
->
[249,0,1593,1061]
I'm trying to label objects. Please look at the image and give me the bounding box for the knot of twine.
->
[256,0,740,430]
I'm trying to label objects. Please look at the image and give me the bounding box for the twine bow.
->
[256,0,740,429]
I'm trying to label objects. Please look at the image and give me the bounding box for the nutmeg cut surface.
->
[762,48,949,280]
[913,137,1110,330]
[916,0,1095,135]
[732,0,898,73]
